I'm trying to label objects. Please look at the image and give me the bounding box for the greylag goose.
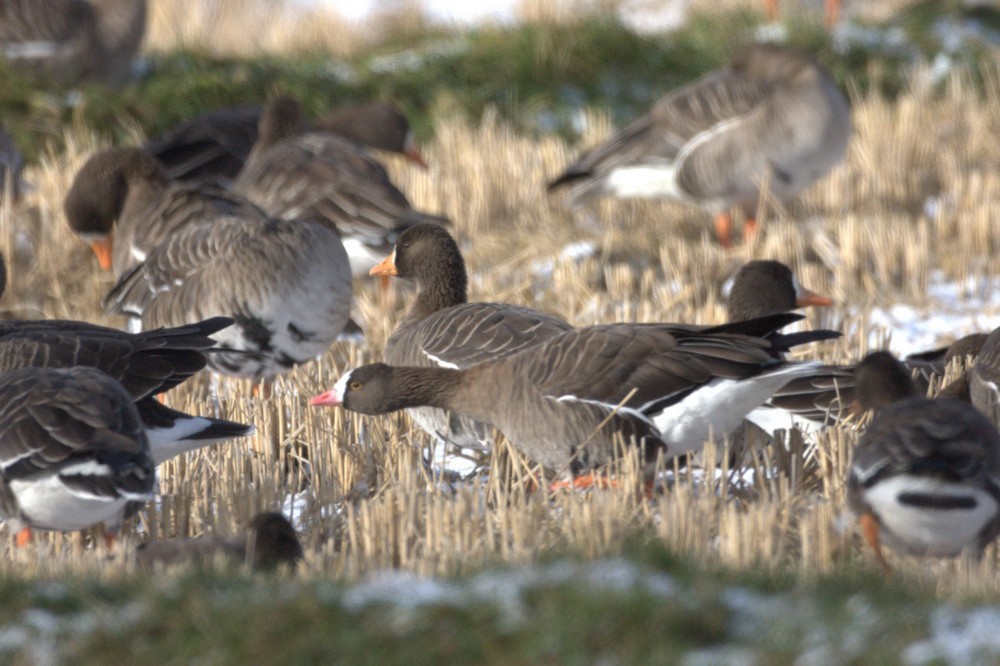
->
[137,512,303,570]
[64,146,270,276]
[0,0,146,86]
[312,313,839,479]
[848,387,1000,569]
[971,327,1000,428]
[548,43,851,247]
[103,210,353,380]
[146,100,427,185]
[0,365,155,545]
[233,96,449,276]
[370,223,572,451]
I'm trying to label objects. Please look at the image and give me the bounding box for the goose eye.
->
[349,380,362,390]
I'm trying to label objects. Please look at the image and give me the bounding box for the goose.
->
[547,43,851,248]
[848,353,1000,570]
[103,211,353,380]
[970,326,1000,428]
[312,313,839,479]
[0,365,155,544]
[233,96,449,276]
[146,100,427,185]
[64,146,270,276]
[0,0,146,86]
[370,223,572,451]
[136,512,303,571]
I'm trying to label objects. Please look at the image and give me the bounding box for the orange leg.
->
[744,217,760,245]
[714,213,734,249]
[860,513,892,574]
[15,526,32,547]
[550,473,619,492]
[825,0,840,28]
[252,380,273,399]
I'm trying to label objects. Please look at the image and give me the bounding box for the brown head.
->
[310,363,458,416]
[317,101,427,168]
[257,95,305,150]
[727,260,832,322]
[370,223,468,316]
[854,351,918,413]
[246,512,303,571]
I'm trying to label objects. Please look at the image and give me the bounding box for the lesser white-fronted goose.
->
[313,313,839,478]
[146,100,427,185]
[971,327,1000,428]
[548,43,851,247]
[103,211,353,380]
[0,312,254,459]
[64,146,270,275]
[848,394,1000,570]
[370,223,572,451]
[136,512,303,570]
[0,365,155,542]
[233,96,449,276]
[0,0,146,86]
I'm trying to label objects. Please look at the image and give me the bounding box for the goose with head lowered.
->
[369,223,572,451]
[847,351,1000,571]
[64,146,269,276]
[548,43,851,248]
[146,99,427,185]
[313,313,839,480]
[233,96,449,277]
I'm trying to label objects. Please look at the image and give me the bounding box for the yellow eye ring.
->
[349,381,362,390]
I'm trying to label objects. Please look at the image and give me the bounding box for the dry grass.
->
[2,42,1000,595]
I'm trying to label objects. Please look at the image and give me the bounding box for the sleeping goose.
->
[233,96,449,276]
[547,43,851,248]
[146,100,427,185]
[370,223,572,451]
[847,352,1000,570]
[103,211,353,380]
[0,365,155,545]
[312,313,839,479]
[0,0,146,86]
[64,146,269,276]
[136,512,303,571]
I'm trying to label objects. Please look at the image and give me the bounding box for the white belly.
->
[9,475,129,532]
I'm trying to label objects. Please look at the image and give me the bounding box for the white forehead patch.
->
[332,369,355,403]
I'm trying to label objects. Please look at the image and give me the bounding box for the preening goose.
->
[137,512,303,571]
[0,0,146,85]
[848,388,1000,569]
[64,146,269,275]
[146,100,427,185]
[234,96,449,276]
[104,213,353,380]
[0,366,155,541]
[313,313,839,477]
[548,43,851,248]
[370,223,572,451]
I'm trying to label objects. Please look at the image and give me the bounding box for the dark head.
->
[310,363,400,415]
[247,512,303,571]
[727,260,832,322]
[257,95,305,148]
[369,223,468,313]
[854,351,918,412]
[317,101,426,167]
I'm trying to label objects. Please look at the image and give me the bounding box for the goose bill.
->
[369,250,398,277]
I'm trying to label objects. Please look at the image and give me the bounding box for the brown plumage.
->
[234,96,448,276]
[0,0,146,85]
[371,223,572,451]
[314,313,839,476]
[548,43,851,247]
[136,512,303,571]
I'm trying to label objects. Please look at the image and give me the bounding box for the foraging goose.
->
[547,43,851,247]
[0,313,254,459]
[313,313,839,477]
[0,365,155,542]
[370,223,572,451]
[970,327,1000,428]
[0,0,146,86]
[136,512,303,571]
[103,211,353,380]
[233,96,449,276]
[64,146,270,275]
[146,100,427,185]
[847,397,1000,569]
[853,351,918,413]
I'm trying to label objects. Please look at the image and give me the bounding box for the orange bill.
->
[369,251,398,277]
[403,134,429,169]
[89,236,113,271]
[795,286,834,308]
